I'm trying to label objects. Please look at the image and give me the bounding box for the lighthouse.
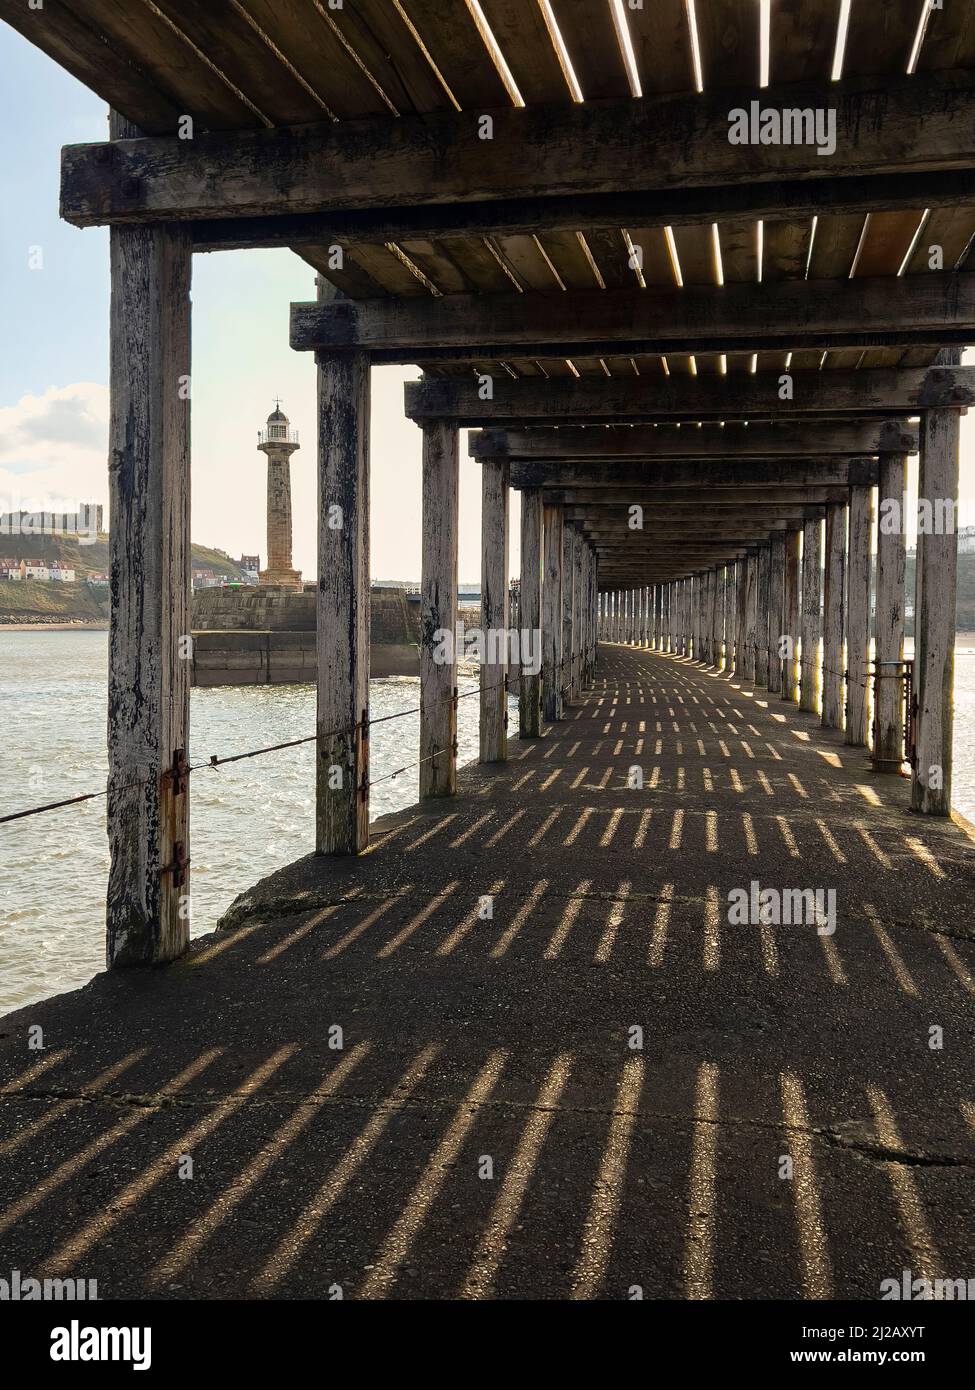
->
[257,402,302,591]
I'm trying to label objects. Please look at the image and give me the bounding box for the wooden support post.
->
[782,528,801,701]
[480,456,509,763]
[846,486,873,746]
[768,537,785,694]
[106,200,191,966]
[519,487,543,736]
[822,501,847,729]
[654,584,661,649]
[561,521,576,704]
[800,517,823,714]
[543,502,564,721]
[734,559,748,678]
[420,420,459,796]
[570,525,586,695]
[756,543,771,687]
[744,551,758,682]
[912,411,960,814]
[317,348,371,852]
[875,454,907,769]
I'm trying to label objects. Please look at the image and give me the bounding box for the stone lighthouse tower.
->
[257,402,302,591]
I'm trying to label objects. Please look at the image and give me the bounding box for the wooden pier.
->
[2,0,975,1301]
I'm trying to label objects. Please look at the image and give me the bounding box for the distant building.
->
[958,526,975,554]
[240,554,260,583]
[192,567,223,590]
[88,572,110,587]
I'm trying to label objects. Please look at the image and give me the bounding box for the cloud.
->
[0,383,108,513]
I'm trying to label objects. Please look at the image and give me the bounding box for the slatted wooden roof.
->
[5,0,974,391]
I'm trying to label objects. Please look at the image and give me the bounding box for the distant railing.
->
[257,426,299,445]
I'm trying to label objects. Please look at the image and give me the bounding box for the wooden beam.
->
[479,456,509,763]
[62,71,975,226]
[510,459,878,489]
[471,422,919,461]
[316,351,370,854]
[405,369,975,426]
[291,275,975,360]
[420,421,459,797]
[190,168,975,251]
[106,217,191,967]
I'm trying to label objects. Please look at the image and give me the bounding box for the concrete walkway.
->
[2,645,974,1300]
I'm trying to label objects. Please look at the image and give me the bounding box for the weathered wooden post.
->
[106,112,192,965]
[561,521,576,704]
[420,420,459,796]
[317,343,371,852]
[519,487,543,737]
[782,528,801,702]
[822,501,847,729]
[874,454,906,769]
[744,551,758,682]
[768,537,785,695]
[542,503,564,720]
[711,567,723,669]
[570,525,586,695]
[756,543,771,687]
[846,485,873,747]
[654,584,662,650]
[800,517,823,714]
[480,455,509,763]
[912,411,960,814]
[734,559,748,678]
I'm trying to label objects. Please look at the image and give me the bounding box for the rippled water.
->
[0,632,507,1012]
[2,631,974,1014]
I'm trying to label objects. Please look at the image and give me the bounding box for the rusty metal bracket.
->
[162,840,190,888]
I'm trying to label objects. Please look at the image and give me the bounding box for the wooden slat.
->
[62,0,260,130]
[624,227,676,286]
[852,210,925,276]
[397,239,473,293]
[478,0,570,104]
[398,0,511,108]
[582,229,637,288]
[904,209,975,273]
[762,219,813,280]
[842,0,921,76]
[299,244,392,298]
[235,0,393,117]
[537,232,601,289]
[719,221,759,284]
[807,214,865,278]
[493,236,563,290]
[770,0,842,83]
[696,0,761,88]
[549,0,632,100]
[673,225,716,284]
[0,0,183,134]
[328,0,454,113]
[917,1,975,71]
[347,243,431,296]
[436,236,515,291]
[148,0,330,124]
[788,350,825,372]
[625,0,695,95]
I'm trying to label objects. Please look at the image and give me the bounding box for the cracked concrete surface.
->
[0,645,973,1300]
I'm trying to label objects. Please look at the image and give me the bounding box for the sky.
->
[0,23,506,584]
[1,20,971,584]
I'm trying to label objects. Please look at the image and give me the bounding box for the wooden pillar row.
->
[782,528,801,702]
[519,487,543,737]
[744,550,758,683]
[768,536,785,695]
[756,542,771,687]
[542,502,563,721]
